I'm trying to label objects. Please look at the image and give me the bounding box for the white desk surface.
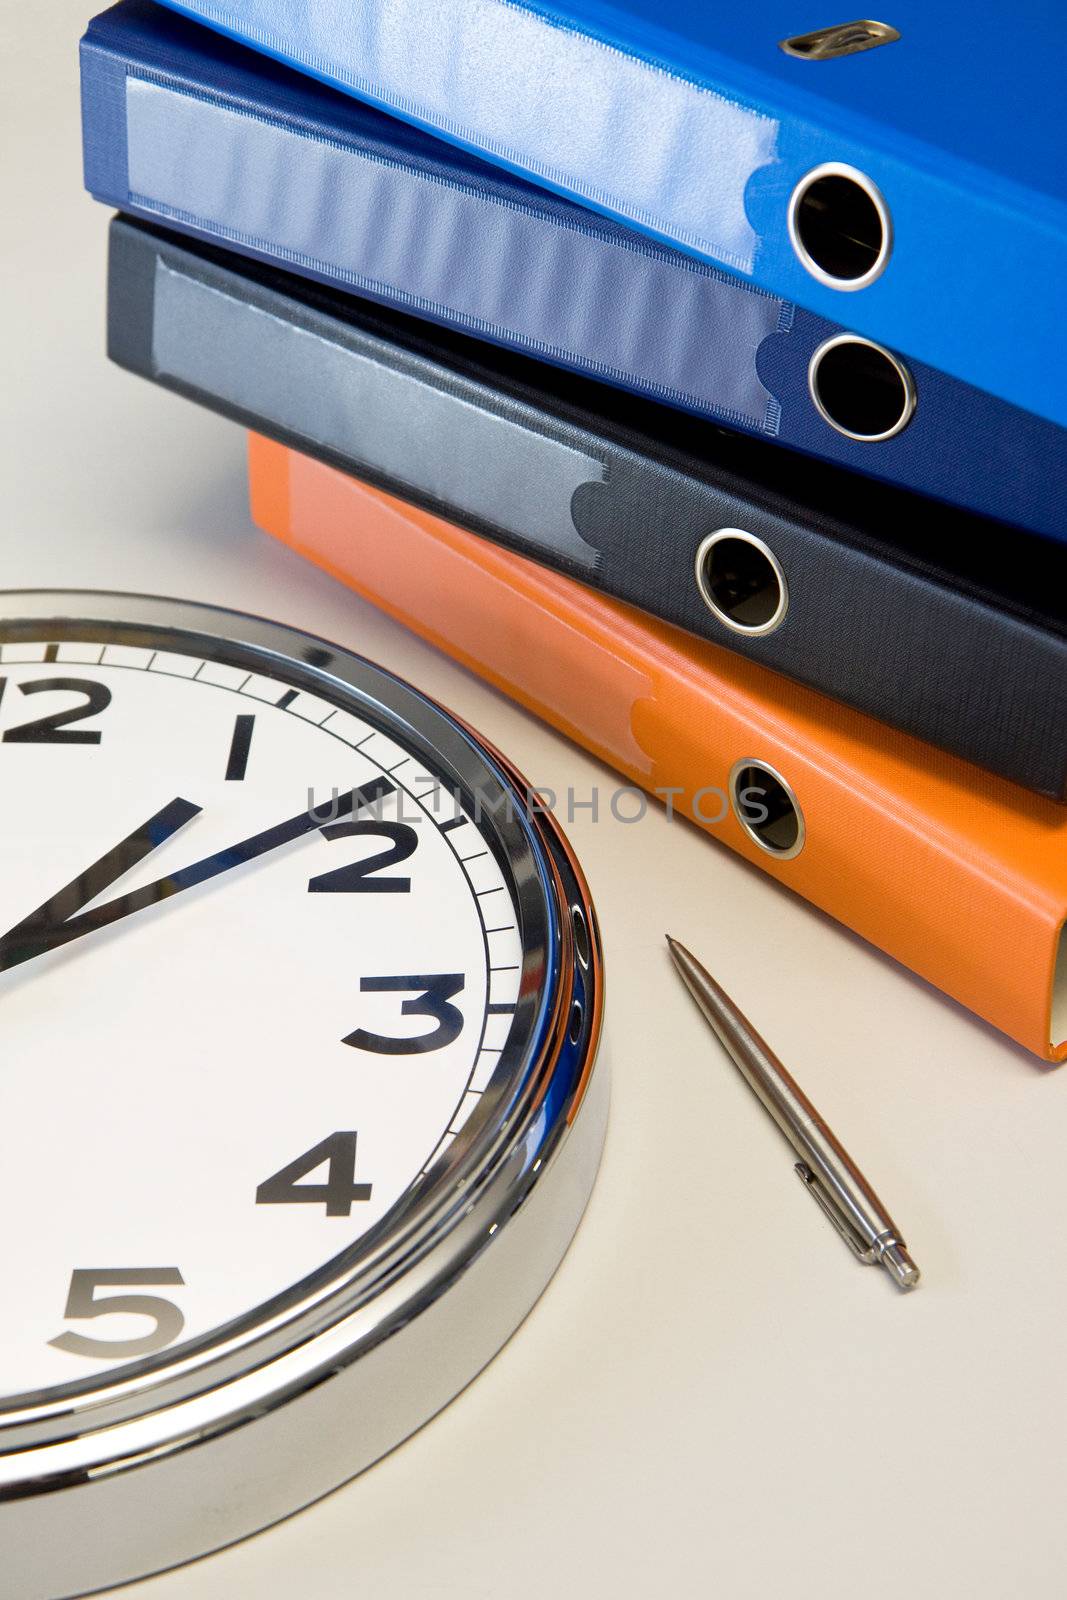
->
[3,9,1065,1598]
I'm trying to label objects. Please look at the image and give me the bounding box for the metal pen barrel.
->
[668,937,919,1290]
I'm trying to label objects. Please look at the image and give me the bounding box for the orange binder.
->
[248,433,1067,1063]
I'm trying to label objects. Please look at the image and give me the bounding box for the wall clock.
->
[0,592,606,1600]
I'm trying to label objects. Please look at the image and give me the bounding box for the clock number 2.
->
[0,677,112,743]
[48,1268,185,1359]
[309,820,418,894]
[344,974,466,1054]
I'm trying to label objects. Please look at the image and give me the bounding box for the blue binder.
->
[151,0,1067,430]
[107,213,1067,797]
[82,2,1067,542]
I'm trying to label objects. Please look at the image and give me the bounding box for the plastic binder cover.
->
[247,433,1067,1064]
[106,215,1067,799]
[153,0,1067,428]
[80,0,1067,540]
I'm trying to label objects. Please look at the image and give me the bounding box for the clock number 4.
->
[0,677,112,744]
[48,1268,185,1359]
[256,1131,373,1217]
[344,974,465,1055]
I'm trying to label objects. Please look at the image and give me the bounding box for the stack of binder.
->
[82,0,1067,1061]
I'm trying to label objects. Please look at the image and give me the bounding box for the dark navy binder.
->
[82,1,1067,544]
[107,215,1067,799]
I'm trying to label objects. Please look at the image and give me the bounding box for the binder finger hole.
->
[571,904,591,968]
[568,1000,585,1045]
[729,760,805,860]
[809,335,915,441]
[695,530,788,637]
[788,164,891,290]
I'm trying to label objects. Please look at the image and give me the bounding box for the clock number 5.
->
[48,1268,185,1359]
[344,974,465,1054]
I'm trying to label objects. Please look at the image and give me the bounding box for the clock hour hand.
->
[0,782,382,975]
[0,797,203,974]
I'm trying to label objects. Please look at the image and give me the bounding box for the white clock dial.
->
[0,638,522,1399]
[0,595,605,1600]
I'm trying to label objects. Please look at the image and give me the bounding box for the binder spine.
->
[80,15,783,440]
[247,435,1067,1063]
[150,0,1067,428]
[81,3,1067,543]
[106,217,1067,800]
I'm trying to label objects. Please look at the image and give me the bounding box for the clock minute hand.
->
[0,782,379,976]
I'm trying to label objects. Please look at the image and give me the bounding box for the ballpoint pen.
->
[667,935,920,1291]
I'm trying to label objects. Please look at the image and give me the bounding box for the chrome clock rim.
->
[0,592,606,1600]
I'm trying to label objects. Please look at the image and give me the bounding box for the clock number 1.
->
[224,713,255,781]
[48,1268,185,1359]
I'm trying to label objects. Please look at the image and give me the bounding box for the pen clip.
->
[794,1162,877,1263]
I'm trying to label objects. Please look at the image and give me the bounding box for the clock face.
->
[0,630,528,1402]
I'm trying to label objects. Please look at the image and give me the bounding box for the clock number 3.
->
[48,1268,185,1359]
[344,974,466,1054]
